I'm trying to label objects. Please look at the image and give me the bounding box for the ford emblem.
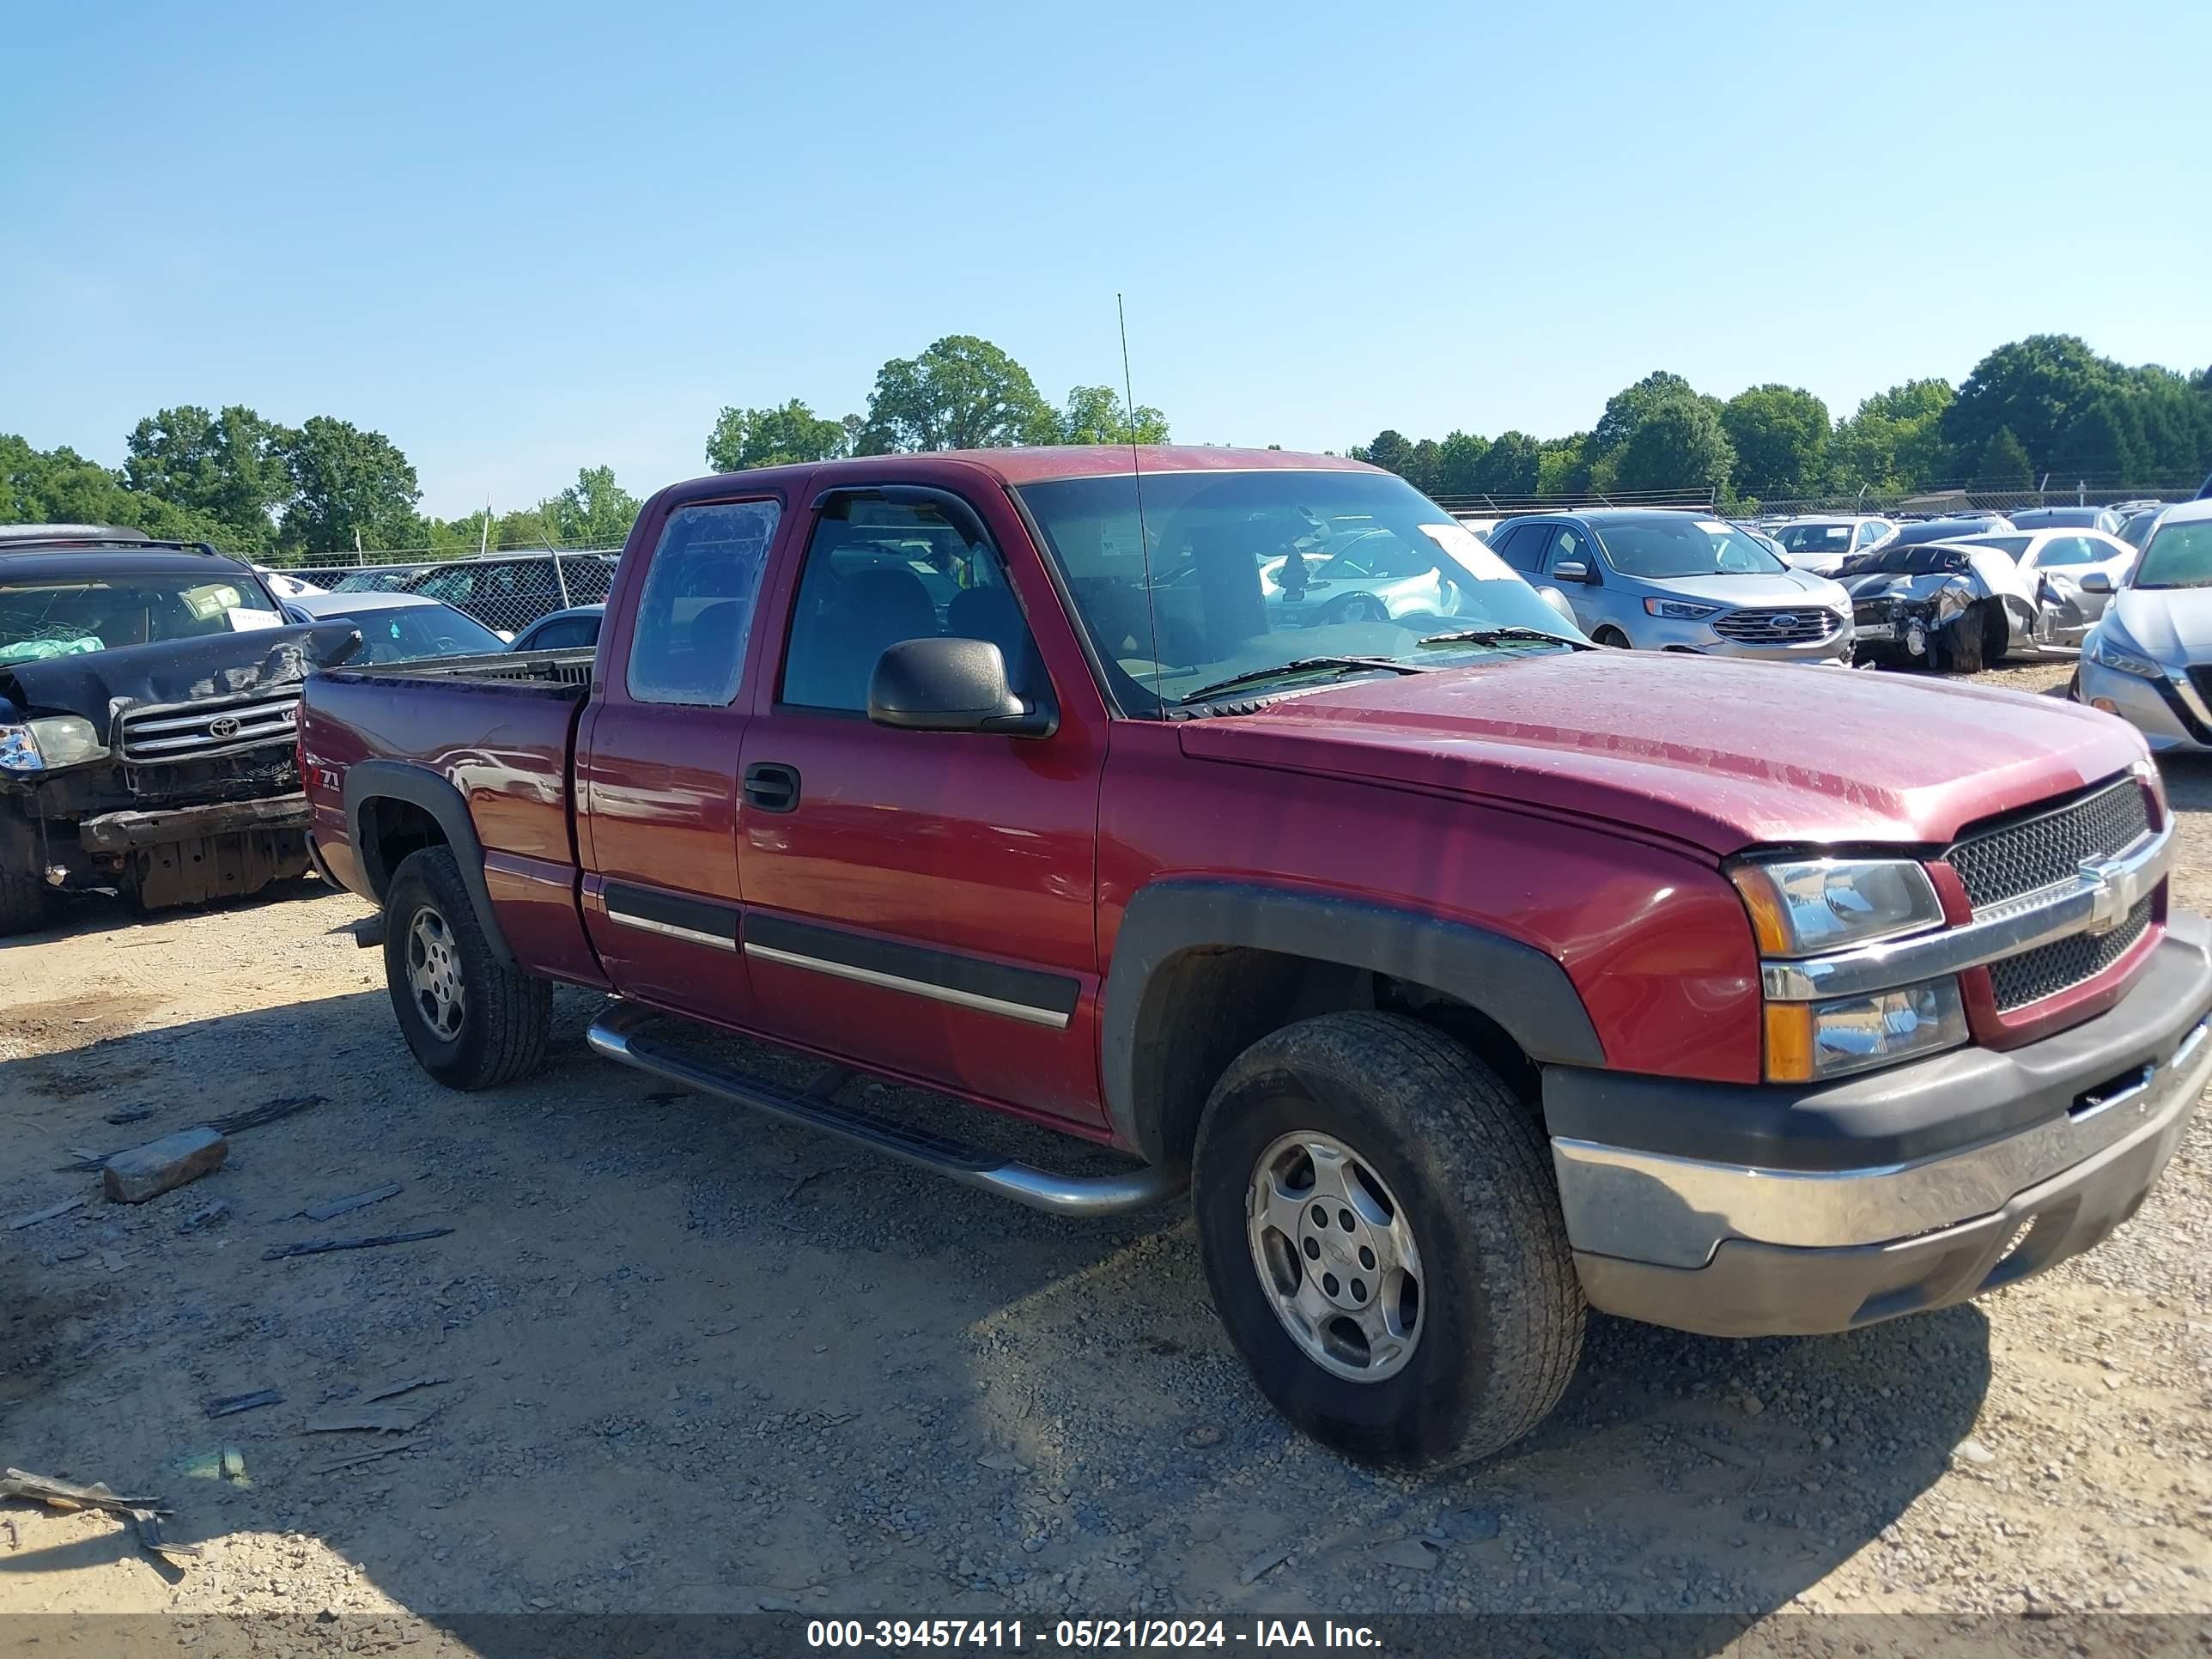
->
[208,716,242,739]
[1769,612,1799,631]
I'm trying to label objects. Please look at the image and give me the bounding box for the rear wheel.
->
[1192,1012,1585,1469]
[0,869,49,939]
[382,847,551,1090]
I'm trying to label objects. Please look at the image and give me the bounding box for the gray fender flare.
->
[1101,878,1605,1163]
[341,760,515,966]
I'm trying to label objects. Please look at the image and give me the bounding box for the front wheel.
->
[1591,626,1632,649]
[382,847,551,1090]
[0,868,49,939]
[1192,1012,1585,1469]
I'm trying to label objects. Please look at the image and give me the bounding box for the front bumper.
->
[1546,915,2212,1337]
[1635,611,1852,661]
[2077,656,2212,754]
[76,792,311,854]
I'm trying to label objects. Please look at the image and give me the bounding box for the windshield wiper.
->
[1178,656,1433,705]
[1416,626,1587,651]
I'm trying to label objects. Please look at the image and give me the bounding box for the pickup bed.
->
[301,447,2212,1468]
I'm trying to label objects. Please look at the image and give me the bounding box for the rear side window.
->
[1491,523,1546,574]
[625,501,781,705]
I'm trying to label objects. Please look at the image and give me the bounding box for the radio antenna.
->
[1117,293,1164,708]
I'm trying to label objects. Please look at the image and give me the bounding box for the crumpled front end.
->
[0,624,360,913]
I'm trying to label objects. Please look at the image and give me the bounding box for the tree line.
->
[1352,335,2212,508]
[8,330,2205,564]
[0,333,1169,565]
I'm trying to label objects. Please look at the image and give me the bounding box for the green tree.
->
[1536,434,1592,496]
[1355,429,1414,476]
[1975,426,2034,489]
[1591,371,1711,459]
[123,404,295,553]
[547,465,641,547]
[1403,438,1443,495]
[705,398,854,472]
[1433,430,1486,496]
[1830,379,1954,493]
[2054,398,2146,483]
[1472,432,1543,496]
[1049,386,1169,445]
[278,416,424,555]
[1720,385,1830,500]
[3,434,227,542]
[1609,399,1735,495]
[855,336,1054,453]
[1942,334,2115,479]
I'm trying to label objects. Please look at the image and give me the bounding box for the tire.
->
[1192,1012,1585,1470]
[1592,626,1632,649]
[382,847,551,1090]
[0,868,48,939]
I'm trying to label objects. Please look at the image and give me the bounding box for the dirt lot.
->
[3,659,2210,1647]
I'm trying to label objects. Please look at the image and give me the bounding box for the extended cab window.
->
[780,497,1042,713]
[624,501,780,705]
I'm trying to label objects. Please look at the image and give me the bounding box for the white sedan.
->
[1954,528,2138,643]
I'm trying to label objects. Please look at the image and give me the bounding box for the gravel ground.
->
[2,658,2209,1647]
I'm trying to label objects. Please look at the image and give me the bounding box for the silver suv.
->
[1488,510,1854,662]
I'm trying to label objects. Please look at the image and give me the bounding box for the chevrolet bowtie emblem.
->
[2080,854,2127,935]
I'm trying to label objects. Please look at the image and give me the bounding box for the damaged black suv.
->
[0,526,358,935]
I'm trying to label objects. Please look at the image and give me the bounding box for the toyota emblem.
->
[208,716,241,739]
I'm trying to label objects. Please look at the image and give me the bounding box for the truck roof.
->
[692,445,1370,494]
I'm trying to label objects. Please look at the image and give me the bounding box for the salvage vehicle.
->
[282,592,510,664]
[507,605,605,653]
[1862,514,2017,555]
[301,448,2210,1469]
[1841,536,2113,671]
[1768,515,1896,577]
[1486,509,1853,659]
[2075,498,2212,751]
[0,525,359,934]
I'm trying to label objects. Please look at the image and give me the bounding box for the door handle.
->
[743,762,800,813]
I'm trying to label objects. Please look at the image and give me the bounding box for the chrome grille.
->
[1712,607,1838,645]
[1947,779,2151,911]
[1990,896,2153,1011]
[119,693,299,763]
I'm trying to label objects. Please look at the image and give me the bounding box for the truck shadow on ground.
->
[0,984,1988,1654]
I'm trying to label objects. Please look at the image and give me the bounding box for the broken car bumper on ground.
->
[1542,914,2212,1337]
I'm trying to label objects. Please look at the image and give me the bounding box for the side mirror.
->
[1551,560,1591,584]
[2081,571,2114,595]
[1536,586,1577,623]
[867,637,1054,738]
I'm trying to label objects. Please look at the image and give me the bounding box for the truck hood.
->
[0,624,362,726]
[1176,651,2148,855]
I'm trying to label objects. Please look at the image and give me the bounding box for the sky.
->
[5,0,2208,520]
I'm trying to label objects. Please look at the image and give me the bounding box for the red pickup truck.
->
[300,447,2211,1468]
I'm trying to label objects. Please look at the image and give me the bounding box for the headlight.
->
[28,715,106,768]
[1644,598,1722,620]
[1765,978,1968,1082]
[2087,627,2161,680]
[0,724,41,772]
[1729,857,1944,957]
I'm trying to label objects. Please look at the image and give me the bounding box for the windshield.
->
[1593,518,1789,578]
[2134,520,2212,590]
[310,604,505,663]
[0,571,283,665]
[1774,522,1852,555]
[1014,470,1583,709]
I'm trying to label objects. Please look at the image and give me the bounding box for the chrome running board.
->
[586,1002,1184,1218]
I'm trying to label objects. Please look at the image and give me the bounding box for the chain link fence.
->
[282,548,621,639]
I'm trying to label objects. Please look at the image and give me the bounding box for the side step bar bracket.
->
[586,1005,1185,1218]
